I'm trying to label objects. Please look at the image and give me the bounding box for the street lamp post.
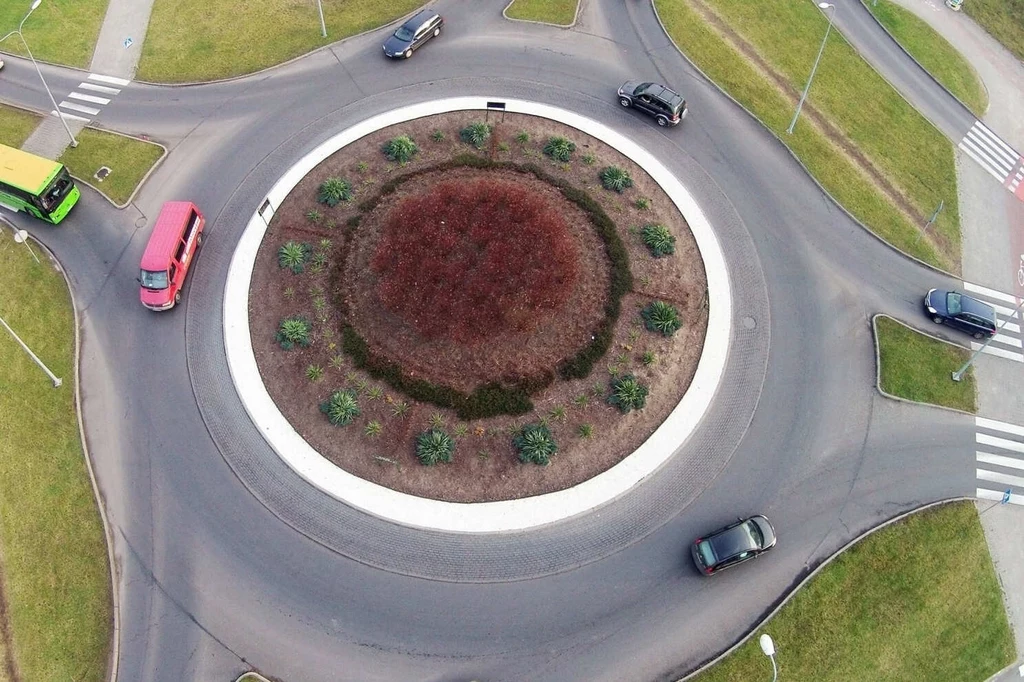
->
[0,0,78,147]
[952,296,1024,381]
[787,3,837,135]
[760,633,778,682]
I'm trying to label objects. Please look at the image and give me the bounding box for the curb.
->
[649,0,962,282]
[68,127,169,210]
[502,0,582,29]
[235,673,272,682]
[855,0,988,117]
[870,313,978,416]
[675,497,975,680]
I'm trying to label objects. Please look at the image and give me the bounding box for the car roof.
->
[707,520,761,558]
[140,201,196,271]
[960,294,996,319]
[405,9,439,27]
[643,83,684,107]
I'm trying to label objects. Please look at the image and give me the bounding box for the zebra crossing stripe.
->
[970,342,1024,361]
[51,109,90,122]
[59,100,100,115]
[970,121,1019,161]
[977,432,1024,453]
[68,92,111,105]
[977,468,1024,488]
[977,451,1024,471]
[77,82,121,95]
[963,282,1017,305]
[958,139,1012,182]
[977,488,1024,505]
[87,73,130,86]
[976,416,1024,436]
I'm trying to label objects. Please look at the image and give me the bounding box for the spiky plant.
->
[578,424,593,438]
[543,136,576,162]
[513,423,558,466]
[382,135,418,164]
[364,420,383,438]
[278,241,311,274]
[306,364,324,381]
[641,300,682,336]
[318,177,352,206]
[608,374,649,414]
[600,166,633,193]
[319,389,360,426]
[416,429,454,465]
[276,316,312,350]
[641,224,676,257]
[459,121,492,149]
[431,130,445,142]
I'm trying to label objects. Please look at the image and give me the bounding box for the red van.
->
[138,201,205,311]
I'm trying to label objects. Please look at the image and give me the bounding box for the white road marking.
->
[77,82,121,95]
[87,73,130,86]
[68,92,111,105]
[963,282,1018,305]
[976,488,1024,506]
[59,101,100,115]
[51,109,90,122]
[977,433,1024,454]
[977,468,1024,488]
[959,139,1011,182]
[970,342,1024,362]
[977,451,1024,471]
[977,417,1024,437]
[993,332,1023,348]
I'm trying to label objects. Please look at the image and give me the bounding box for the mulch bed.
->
[248,110,709,503]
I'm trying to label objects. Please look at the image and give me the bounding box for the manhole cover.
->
[742,316,756,329]
[94,166,111,181]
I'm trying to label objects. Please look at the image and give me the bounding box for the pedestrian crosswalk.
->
[958,120,1024,199]
[51,73,129,124]
[962,282,1024,363]
[976,417,1024,506]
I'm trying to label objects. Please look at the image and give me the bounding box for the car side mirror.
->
[135,276,142,284]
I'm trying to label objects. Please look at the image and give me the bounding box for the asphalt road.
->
[0,0,987,680]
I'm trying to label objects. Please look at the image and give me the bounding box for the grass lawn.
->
[866,0,987,115]
[505,0,579,25]
[875,315,976,411]
[964,0,1024,63]
[654,0,960,273]
[0,233,111,682]
[0,0,108,69]
[138,0,426,82]
[693,501,1014,682]
[0,105,41,148]
[58,128,164,205]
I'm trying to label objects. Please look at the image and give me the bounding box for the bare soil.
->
[249,111,709,502]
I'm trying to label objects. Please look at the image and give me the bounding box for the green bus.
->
[0,143,80,224]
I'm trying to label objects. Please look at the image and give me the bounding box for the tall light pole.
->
[787,2,837,135]
[760,633,778,682]
[952,296,1024,381]
[0,0,78,147]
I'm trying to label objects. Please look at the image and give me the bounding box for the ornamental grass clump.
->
[543,136,576,162]
[318,177,352,206]
[278,240,312,274]
[608,374,648,413]
[460,121,492,149]
[320,389,360,426]
[382,135,418,164]
[416,429,454,465]
[641,300,682,336]
[276,316,312,349]
[600,166,633,193]
[513,422,558,465]
[640,224,675,257]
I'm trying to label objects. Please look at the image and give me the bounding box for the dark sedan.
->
[383,10,443,59]
[691,515,777,575]
[617,81,687,127]
[924,288,997,339]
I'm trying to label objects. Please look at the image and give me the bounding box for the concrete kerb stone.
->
[222,96,732,533]
[502,0,582,29]
[235,673,272,682]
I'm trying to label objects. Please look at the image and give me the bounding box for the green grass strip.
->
[865,0,987,115]
[694,501,1014,682]
[0,105,42,148]
[964,0,1024,63]
[505,0,579,25]
[138,0,426,82]
[58,128,164,205]
[0,234,111,682]
[875,315,976,412]
[0,0,109,69]
[654,0,948,270]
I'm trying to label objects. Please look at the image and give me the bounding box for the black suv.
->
[691,515,777,576]
[924,288,997,339]
[617,81,688,127]
[383,10,444,59]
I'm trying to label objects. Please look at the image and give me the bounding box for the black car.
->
[383,10,443,59]
[617,81,688,127]
[691,515,776,576]
[924,288,997,339]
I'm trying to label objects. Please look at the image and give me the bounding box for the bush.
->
[608,374,648,413]
[318,177,352,206]
[581,153,596,166]
[460,121,492,149]
[416,429,454,465]
[600,166,633,193]
[641,300,682,336]
[382,135,418,164]
[543,136,576,162]
[515,131,530,144]
[513,423,558,465]
[276,316,312,349]
[319,389,360,426]
[278,241,312,274]
[640,224,676,257]
[431,130,445,142]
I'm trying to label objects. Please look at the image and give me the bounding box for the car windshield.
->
[394,26,414,41]
[38,168,73,211]
[946,292,962,315]
[696,539,716,566]
[140,269,168,290]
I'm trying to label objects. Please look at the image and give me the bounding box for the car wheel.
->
[434,27,441,37]
[196,232,203,247]
[619,97,631,108]
[174,290,181,305]
[404,49,413,59]
[932,316,943,324]
[974,331,985,339]
[657,116,669,127]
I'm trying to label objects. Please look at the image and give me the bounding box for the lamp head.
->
[759,633,776,657]
[30,0,42,10]
[818,2,834,7]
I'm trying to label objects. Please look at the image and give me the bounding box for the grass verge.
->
[504,0,579,25]
[964,0,1024,63]
[0,232,111,682]
[0,0,108,69]
[58,128,164,205]
[138,0,425,82]
[864,0,987,114]
[654,0,960,273]
[693,501,1014,682]
[0,105,41,148]
[874,315,976,412]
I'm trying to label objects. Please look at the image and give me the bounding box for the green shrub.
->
[544,136,577,162]
[641,350,656,366]
[306,209,323,224]
[581,153,596,165]
[382,135,418,163]
[318,177,352,206]
[364,420,382,437]
[498,142,510,152]
[600,166,633,193]
[608,374,648,413]
[641,224,676,257]
[513,423,558,465]
[306,364,324,381]
[319,389,360,426]
[578,423,593,438]
[278,241,312,274]
[430,130,445,142]
[634,197,651,210]
[515,131,530,144]
[460,121,492,149]
[276,316,312,349]
[641,301,682,336]
[416,429,454,465]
